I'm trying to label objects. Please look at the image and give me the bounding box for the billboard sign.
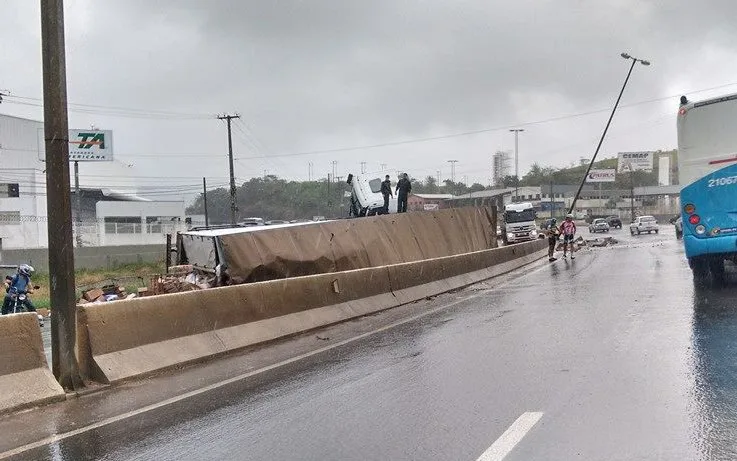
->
[586,169,616,183]
[38,129,114,161]
[617,151,653,173]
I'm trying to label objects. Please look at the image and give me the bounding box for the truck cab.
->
[347,172,398,217]
[502,202,538,244]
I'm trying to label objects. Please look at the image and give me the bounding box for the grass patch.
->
[9,262,165,310]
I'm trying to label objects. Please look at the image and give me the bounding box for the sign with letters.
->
[617,151,653,173]
[586,169,616,182]
[38,129,114,161]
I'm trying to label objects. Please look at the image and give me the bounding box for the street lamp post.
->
[509,129,524,201]
[567,52,650,215]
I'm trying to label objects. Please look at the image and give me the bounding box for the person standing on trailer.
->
[380,175,393,214]
[395,173,412,213]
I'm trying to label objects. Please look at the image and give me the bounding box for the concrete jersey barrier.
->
[79,240,546,384]
[0,313,65,413]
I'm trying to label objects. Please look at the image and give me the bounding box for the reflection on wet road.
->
[10,227,737,460]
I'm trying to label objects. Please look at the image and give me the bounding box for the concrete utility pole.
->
[202,177,209,227]
[40,0,84,390]
[568,52,650,215]
[360,161,366,174]
[509,129,524,201]
[218,114,240,225]
[447,160,458,182]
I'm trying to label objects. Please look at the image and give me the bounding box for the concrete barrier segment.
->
[0,313,65,414]
[80,240,545,384]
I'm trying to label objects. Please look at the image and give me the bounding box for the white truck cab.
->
[347,172,398,217]
[502,202,538,244]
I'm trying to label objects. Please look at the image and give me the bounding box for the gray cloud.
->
[2,0,737,190]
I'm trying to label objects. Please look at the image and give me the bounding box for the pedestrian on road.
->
[559,214,577,259]
[380,175,393,214]
[546,218,560,261]
[395,173,412,213]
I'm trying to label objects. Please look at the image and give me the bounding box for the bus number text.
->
[708,176,737,187]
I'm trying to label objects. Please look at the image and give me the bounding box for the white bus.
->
[677,92,737,279]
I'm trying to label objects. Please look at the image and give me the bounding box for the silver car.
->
[589,218,610,233]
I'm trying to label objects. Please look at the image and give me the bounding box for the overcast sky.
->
[2,0,737,199]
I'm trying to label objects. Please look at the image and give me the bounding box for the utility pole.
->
[630,165,636,223]
[308,162,313,181]
[218,114,240,225]
[202,177,209,227]
[549,179,554,219]
[437,170,441,184]
[380,163,387,171]
[509,129,524,202]
[360,161,366,174]
[40,0,83,390]
[447,160,458,182]
[331,160,338,181]
[74,161,82,247]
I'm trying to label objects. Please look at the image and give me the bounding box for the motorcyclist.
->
[2,264,36,314]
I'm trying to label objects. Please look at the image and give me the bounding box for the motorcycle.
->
[7,285,43,326]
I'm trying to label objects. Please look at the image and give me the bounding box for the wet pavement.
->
[4,226,737,460]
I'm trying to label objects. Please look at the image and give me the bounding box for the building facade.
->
[0,114,186,249]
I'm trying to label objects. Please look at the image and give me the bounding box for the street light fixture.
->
[568,52,651,217]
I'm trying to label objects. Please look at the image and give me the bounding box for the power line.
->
[232,81,737,161]
[1,94,215,120]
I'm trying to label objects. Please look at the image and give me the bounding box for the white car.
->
[630,216,659,235]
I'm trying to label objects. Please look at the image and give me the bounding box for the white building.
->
[0,113,186,249]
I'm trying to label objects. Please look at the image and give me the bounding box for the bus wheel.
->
[689,257,709,280]
[709,258,726,282]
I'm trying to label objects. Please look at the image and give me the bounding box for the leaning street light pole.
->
[567,52,650,216]
[40,0,84,390]
[509,129,524,201]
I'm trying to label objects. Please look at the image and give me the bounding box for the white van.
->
[347,172,398,217]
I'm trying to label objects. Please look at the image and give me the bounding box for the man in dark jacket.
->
[395,173,412,213]
[380,175,393,214]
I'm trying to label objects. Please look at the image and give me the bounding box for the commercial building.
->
[0,113,186,249]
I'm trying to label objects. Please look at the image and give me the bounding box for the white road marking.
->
[476,412,544,461]
[0,258,549,460]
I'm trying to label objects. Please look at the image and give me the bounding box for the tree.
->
[469,183,486,193]
[500,175,518,188]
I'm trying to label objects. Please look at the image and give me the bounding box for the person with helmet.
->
[559,214,577,259]
[545,218,560,261]
[2,264,36,314]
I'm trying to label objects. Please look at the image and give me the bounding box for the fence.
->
[0,244,164,272]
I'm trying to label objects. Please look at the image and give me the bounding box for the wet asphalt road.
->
[11,226,737,460]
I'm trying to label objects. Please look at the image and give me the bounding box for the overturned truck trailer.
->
[176,207,497,285]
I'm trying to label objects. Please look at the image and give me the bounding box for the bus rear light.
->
[695,225,706,235]
[684,204,696,214]
[678,108,687,116]
[689,215,701,225]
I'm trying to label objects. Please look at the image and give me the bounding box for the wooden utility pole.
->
[40,0,84,390]
[218,114,240,225]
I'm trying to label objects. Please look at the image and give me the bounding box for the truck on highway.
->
[501,202,538,244]
[346,172,398,217]
[677,92,737,279]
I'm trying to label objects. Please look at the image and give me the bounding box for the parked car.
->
[629,215,659,235]
[265,220,289,225]
[589,218,610,233]
[669,215,683,239]
[241,217,265,226]
[606,215,622,229]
